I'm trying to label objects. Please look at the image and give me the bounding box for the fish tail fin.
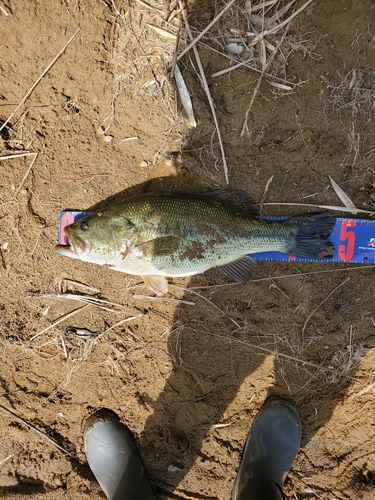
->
[287,213,336,259]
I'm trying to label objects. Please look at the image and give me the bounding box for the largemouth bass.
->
[56,190,335,295]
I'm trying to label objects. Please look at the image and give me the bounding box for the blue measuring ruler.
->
[58,212,375,264]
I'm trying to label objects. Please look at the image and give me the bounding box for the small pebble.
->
[68,327,97,338]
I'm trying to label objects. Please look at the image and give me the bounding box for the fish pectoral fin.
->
[218,256,257,283]
[136,236,180,257]
[143,275,168,295]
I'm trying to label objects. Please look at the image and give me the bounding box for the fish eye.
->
[80,221,89,231]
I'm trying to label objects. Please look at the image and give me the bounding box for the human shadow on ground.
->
[81,174,371,498]
[137,257,370,497]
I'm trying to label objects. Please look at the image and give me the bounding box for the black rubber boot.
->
[232,398,302,500]
[85,409,156,500]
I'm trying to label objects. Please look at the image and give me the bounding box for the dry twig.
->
[0,403,78,460]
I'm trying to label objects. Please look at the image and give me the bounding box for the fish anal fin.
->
[201,190,260,217]
[136,236,180,257]
[218,256,257,283]
[143,275,168,295]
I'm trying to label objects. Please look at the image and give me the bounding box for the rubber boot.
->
[232,398,302,500]
[85,409,156,500]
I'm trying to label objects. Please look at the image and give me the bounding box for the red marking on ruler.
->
[338,220,356,261]
[59,213,75,245]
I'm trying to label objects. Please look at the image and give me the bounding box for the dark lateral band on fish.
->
[56,190,336,295]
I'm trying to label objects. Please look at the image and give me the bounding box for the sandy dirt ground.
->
[0,0,375,498]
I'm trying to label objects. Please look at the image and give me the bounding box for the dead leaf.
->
[174,64,197,127]
[329,176,357,211]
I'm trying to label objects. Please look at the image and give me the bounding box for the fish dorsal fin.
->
[136,236,180,257]
[201,190,260,217]
[143,275,168,295]
[218,256,257,283]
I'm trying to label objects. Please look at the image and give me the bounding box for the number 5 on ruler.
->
[338,220,356,261]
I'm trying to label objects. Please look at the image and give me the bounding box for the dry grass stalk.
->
[0,455,13,466]
[0,28,80,133]
[262,201,375,216]
[210,44,307,85]
[253,266,375,281]
[98,315,144,337]
[207,331,365,382]
[170,284,241,329]
[0,403,77,460]
[0,4,9,16]
[211,422,234,429]
[266,0,313,35]
[13,152,38,199]
[206,0,315,84]
[189,265,375,291]
[179,1,229,183]
[134,294,195,305]
[301,277,350,335]
[176,0,238,61]
[39,293,124,312]
[0,152,35,161]
[147,24,177,40]
[241,24,290,136]
[260,174,274,209]
[328,68,375,114]
[30,304,91,341]
[134,0,165,14]
[59,279,101,293]
[350,379,375,399]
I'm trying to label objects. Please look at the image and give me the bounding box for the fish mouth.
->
[55,244,76,257]
[60,227,91,256]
